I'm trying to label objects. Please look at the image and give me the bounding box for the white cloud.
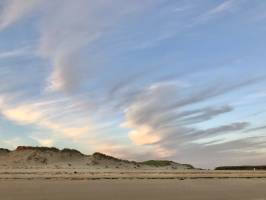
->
[207,0,236,15]
[0,0,151,92]
[127,125,161,145]
[0,46,34,59]
[0,0,42,30]
[31,136,54,147]
[0,137,24,149]
[37,0,156,92]
[0,0,264,167]
[193,0,237,25]
[0,94,94,139]
[120,80,254,159]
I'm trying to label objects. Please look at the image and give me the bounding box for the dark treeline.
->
[215,166,266,170]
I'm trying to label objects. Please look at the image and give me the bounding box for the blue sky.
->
[0,0,266,168]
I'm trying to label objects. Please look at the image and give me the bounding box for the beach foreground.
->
[1,179,266,200]
[1,169,266,179]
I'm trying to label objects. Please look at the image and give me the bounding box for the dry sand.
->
[1,179,266,200]
[1,169,266,179]
[0,170,266,200]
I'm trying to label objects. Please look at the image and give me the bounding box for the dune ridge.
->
[0,146,194,170]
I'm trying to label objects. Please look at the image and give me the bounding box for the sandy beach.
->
[1,179,266,200]
[1,148,265,199]
[0,170,266,200]
[1,169,266,179]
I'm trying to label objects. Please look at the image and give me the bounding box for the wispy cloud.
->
[0,0,41,30]
[31,136,54,147]
[121,78,259,159]
[0,0,159,92]
[207,0,236,15]
[0,94,94,139]
[0,46,34,59]
[193,0,238,25]
[37,1,159,92]
[244,125,266,133]
[0,0,265,168]
[0,137,24,149]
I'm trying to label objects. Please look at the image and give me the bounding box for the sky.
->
[0,0,266,168]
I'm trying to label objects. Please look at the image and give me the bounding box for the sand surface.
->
[1,170,266,200]
[1,179,266,200]
[1,169,266,179]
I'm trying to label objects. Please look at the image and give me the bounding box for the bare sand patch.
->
[0,179,266,200]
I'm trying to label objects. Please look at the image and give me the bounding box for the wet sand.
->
[0,179,266,200]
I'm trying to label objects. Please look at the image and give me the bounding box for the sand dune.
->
[0,146,194,170]
[1,146,266,181]
[1,146,266,200]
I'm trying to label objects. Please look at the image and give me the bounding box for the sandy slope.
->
[0,146,193,170]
